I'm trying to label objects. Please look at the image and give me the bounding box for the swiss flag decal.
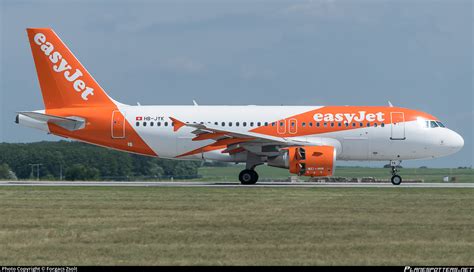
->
[136,116,143,121]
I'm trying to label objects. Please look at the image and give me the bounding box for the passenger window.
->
[136,122,140,127]
[430,121,438,128]
[164,122,168,126]
[316,122,320,127]
[222,122,225,126]
[324,122,327,127]
[272,122,276,127]
[236,122,239,127]
[150,122,154,127]
[264,122,268,126]
[374,123,378,127]
[359,123,363,127]
[229,122,232,127]
[352,123,356,127]
[344,123,349,127]
[214,122,218,125]
[243,122,247,127]
[200,122,203,124]
[381,123,385,127]
[330,123,334,127]
[309,122,313,127]
[157,122,161,126]
[143,122,147,127]
[302,122,306,127]
[250,122,254,127]
[257,122,261,126]
[367,123,370,127]
[338,122,342,127]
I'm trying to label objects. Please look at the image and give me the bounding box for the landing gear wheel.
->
[239,169,259,185]
[391,175,402,185]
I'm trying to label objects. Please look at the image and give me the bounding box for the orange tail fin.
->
[27,28,115,109]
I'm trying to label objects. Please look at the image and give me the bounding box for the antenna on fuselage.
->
[388,101,394,107]
[193,100,199,106]
[137,102,141,106]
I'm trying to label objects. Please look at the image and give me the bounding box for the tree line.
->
[0,141,201,180]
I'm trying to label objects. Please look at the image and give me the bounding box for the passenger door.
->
[111,110,125,139]
[390,112,406,140]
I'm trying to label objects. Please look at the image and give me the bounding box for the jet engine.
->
[267,146,336,177]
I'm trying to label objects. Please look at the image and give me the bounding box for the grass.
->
[0,186,473,265]
[197,165,474,182]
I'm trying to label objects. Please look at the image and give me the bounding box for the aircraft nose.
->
[447,130,464,152]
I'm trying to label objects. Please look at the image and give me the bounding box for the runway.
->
[0,181,473,188]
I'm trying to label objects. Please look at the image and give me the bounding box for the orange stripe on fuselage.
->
[251,106,436,137]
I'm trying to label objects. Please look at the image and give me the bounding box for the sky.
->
[0,0,472,168]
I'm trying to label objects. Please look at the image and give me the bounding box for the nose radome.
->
[448,130,464,151]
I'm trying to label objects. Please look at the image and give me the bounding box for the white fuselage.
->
[114,105,464,163]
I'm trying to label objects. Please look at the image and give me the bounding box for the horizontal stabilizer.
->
[17,111,86,131]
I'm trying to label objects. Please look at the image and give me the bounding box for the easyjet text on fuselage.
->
[313,111,385,123]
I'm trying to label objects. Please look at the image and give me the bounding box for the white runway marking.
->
[0,181,473,188]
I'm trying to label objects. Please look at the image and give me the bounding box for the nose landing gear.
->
[390,160,402,185]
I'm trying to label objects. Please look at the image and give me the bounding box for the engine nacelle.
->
[268,146,336,177]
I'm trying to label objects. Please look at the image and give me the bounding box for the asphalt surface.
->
[0,181,473,188]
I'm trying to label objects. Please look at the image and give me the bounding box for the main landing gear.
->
[239,169,259,185]
[239,152,262,185]
[390,160,402,185]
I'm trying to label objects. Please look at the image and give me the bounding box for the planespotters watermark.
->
[405,267,474,272]
[1,267,77,272]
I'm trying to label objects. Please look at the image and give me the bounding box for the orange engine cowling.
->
[287,146,336,177]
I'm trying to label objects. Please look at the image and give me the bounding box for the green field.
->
[198,166,474,183]
[0,187,473,265]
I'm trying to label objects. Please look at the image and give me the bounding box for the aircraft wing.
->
[169,117,339,158]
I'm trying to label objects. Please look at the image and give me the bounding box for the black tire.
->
[391,175,402,185]
[239,169,258,185]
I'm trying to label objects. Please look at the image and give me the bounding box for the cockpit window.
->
[422,120,445,128]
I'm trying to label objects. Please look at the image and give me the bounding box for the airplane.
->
[16,28,464,185]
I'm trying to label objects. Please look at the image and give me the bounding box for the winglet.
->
[169,117,186,132]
